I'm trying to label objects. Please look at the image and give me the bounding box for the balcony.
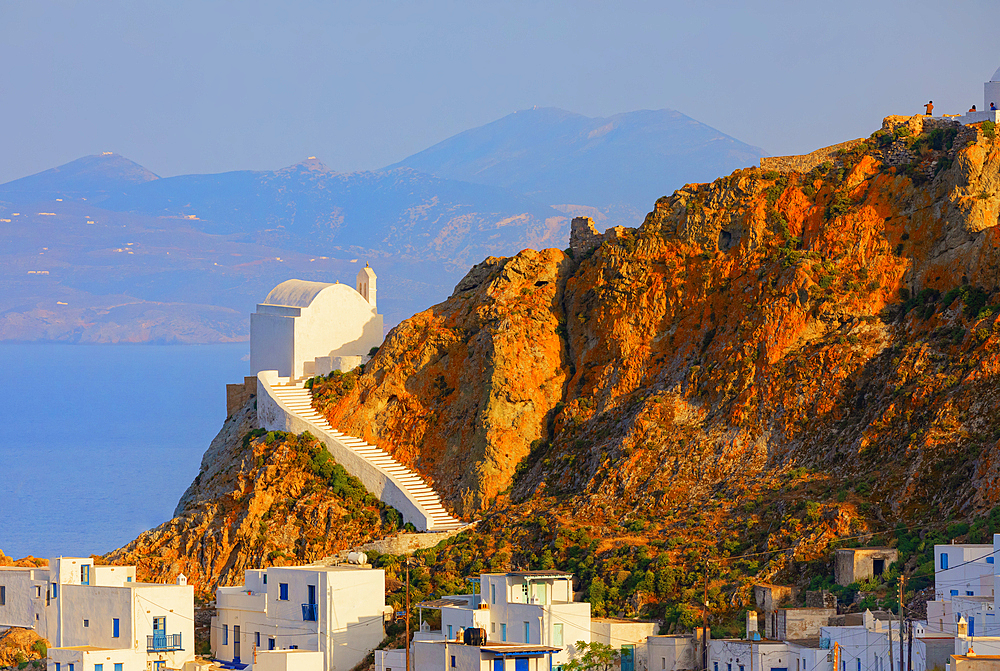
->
[302,603,318,621]
[147,633,182,652]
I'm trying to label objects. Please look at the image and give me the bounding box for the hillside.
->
[109,115,1000,629]
[388,107,767,227]
[0,155,568,337]
[0,153,158,201]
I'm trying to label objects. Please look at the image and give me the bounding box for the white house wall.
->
[934,545,994,600]
[0,567,49,632]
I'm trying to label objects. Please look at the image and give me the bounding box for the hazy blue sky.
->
[2,0,998,184]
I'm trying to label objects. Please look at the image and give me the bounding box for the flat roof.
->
[52,646,116,651]
[418,596,474,609]
[494,570,572,578]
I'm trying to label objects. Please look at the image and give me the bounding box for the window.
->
[968,591,975,596]
[55,665,60,671]
[492,623,496,633]
[279,583,289,600]
[35,585,40,598]
[951,590,959,597]
[524,621,530,643]
[84,619,89,627]
[554,623,564,646]
[451,656,457,668]
[714,664,719,671]
[942,553,949,570]
[491,583,496,605]
[81,565,91,585]
[268,638,276,650]
[113,618,120,638]
[521,584,529,601]
[115,666,123,671]
[264,574,268,584]
[52,583,58,598]
[727,664,731,671]
[256,632,261,647]
[989,557,996,564]
[502,624,507,642]
[96,665,103,671]
[126,577,131,582]
[0,586,4,605]
[224,624,229,645]
[857,660,861,671]
[664,659,668,670]
[154,663,166,671]
[448,625,453,639]
[69,665,74,671]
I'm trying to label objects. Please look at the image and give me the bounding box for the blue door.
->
[152,617,166,648]
[515,658,529,671]
[970,617,976,636]
[495,659,504,671]
[622,646,635,671]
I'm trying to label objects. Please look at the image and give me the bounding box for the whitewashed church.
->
[250,264,383,380]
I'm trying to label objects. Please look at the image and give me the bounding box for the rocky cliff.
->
[112,116,1000,624]
[105,400,405,596]
[319,116,1000,522]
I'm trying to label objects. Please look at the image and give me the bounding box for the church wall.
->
[250,312,296,378]
[986,82,1000,112]
[291,285,382,379]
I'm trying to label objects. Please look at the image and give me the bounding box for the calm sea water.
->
[0,343,249,559]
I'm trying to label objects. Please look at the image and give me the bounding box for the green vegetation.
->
[983,120,996,140]
[564,642,622,671]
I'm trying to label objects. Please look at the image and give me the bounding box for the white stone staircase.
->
[265,380,464,532]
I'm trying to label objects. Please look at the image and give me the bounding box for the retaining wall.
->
[256,370,435,531]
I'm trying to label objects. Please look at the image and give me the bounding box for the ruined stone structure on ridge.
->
[569,216,629,258]
[250,264,383,381]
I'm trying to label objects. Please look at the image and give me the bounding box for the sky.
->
[2,0,999,184]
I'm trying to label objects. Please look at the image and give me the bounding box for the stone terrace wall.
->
[760,138,867,174]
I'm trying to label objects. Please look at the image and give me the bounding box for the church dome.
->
[992,65,1000,82]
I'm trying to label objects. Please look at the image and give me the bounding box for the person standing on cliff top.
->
[992,102,997,111]
[925,100,934,116]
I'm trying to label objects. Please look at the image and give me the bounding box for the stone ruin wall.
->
[570,216,630,258]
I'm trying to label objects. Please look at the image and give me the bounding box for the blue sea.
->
[0,343,249,559]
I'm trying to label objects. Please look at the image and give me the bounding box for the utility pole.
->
[406,559,411,671]
[833,641,840,671]
[702,567,709,671]
[907,620,913,671]
[899,576,906,671]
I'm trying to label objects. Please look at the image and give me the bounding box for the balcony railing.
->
[302,603,318,621]
[147,633,182,652]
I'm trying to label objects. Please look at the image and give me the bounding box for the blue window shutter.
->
[951,590,959,596]
[115,665,123,671]
[988,557,995,564]
[942,553,949,570]
[113,618,120,638]
[280,583,288,600]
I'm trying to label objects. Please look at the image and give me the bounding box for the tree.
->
[563,642,621,671]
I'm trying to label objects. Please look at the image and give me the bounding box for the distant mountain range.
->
[0,108,767,343]
[388,107,766,226]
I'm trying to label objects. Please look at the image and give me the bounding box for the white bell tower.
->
[985,66,1000,112]
[356,263,377,309]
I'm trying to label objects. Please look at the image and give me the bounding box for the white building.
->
[412,639,560,671]
[213,563,390,671]
[411,571,591,668]
[926,541,998,637]
[250,265,383,380]
[0,556,195,671]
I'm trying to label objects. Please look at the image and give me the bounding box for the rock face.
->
[112,117,1000,605]
[318,117,1000,521]
[105,400,401,596]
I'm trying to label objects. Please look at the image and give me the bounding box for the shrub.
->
[826,192,851,220]
[983,120,996,140]
[31,640,46,658]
